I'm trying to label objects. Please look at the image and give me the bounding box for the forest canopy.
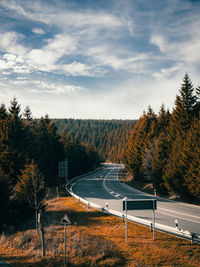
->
[0,100,100,227]
[123,74,200,200]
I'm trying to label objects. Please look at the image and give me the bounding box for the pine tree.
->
[168,74,196,142]
[163,74,197,197]
[0,168,10,226]
[34,116,63,186]
[151,132,168,194]
[123,108,157,181]
[0,103,7,121]
[23,105,33,126]
[195,86,200,115]
[15,160,46,230]
[157,104,170,134]
[179,117,200,199]
[0,98,28,184]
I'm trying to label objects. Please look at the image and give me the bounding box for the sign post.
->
[122,199,157,242]
[61,214,71,265]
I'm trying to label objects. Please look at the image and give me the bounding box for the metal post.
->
[154,188,156,196]
[65,158,68,184]
[41,228,45,257]
[56,186,59,198]
[153,200,155,241]
[64,223,67,264]
[125,198,128,242]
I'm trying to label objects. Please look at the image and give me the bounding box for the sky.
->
[0,0,200,119]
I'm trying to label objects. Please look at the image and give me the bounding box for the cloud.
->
[32,28,45,35]
[30,81,85,94]
[0,32,27,55]
[150,35,166,53]
[26,34,77,72]
[62,62,92,77]
[153,64,183,80]
[0,0,200,119]
[0,53,30,73]
[86,45,150,74]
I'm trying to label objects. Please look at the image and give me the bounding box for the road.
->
[70,163,200,242]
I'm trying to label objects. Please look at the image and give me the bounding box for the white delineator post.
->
[125,197,128,242]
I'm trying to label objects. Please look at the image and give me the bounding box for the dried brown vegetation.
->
[0,185,200,266]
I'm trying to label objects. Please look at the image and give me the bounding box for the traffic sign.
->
[123,199,157,211]
[59,158,68,179]
[122,198,157,242]
[61,214,71,225]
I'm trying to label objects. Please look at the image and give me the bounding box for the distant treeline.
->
[53,119,137,162]
[123,74,200,200]
[0,99,100,227]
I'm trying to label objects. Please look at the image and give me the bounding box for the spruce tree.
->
[123,107,157,181]
[151,132,168,194]
[195,86,200,115]
[0,98,28,184]
[168,73,196,141]
[15,160,46,230]
[163,74,197,197]
[0,168,10,226]
[34,116,63,186]
[179,117,200,199]
[23,105,33,126]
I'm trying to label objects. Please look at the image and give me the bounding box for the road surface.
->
[70,164,200,242]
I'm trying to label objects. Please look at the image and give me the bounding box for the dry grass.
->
[0,185,200,266]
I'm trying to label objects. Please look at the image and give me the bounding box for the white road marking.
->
[157,211,200,224]
[159,207,200,220]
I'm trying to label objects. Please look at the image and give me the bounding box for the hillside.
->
[53,119,137,162]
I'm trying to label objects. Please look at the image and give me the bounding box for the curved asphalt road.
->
[72,164,200,241]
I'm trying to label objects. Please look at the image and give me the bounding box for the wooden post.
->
[39,209,45,257]
[41,227,45,257]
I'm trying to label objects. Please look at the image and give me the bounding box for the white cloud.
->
[32,28,45,35]
[0,32,27,55]
[86,45,149,73]
[27,34,76,71]
[0,60,9,69]
[0,53,30,73]
[179,40,200,63]
[153,64,183,80]
[9,79,85,95]
[62,62,91,76]
[150,35,166,53]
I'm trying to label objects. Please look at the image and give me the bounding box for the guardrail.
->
[66,173,200,244]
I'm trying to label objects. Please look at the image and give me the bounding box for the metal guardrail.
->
[66,174,200,244]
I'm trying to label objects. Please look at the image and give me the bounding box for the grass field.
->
[0,185,200,266]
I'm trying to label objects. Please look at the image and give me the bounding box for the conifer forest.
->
[123,74,200,201]
[0,73,200,229]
